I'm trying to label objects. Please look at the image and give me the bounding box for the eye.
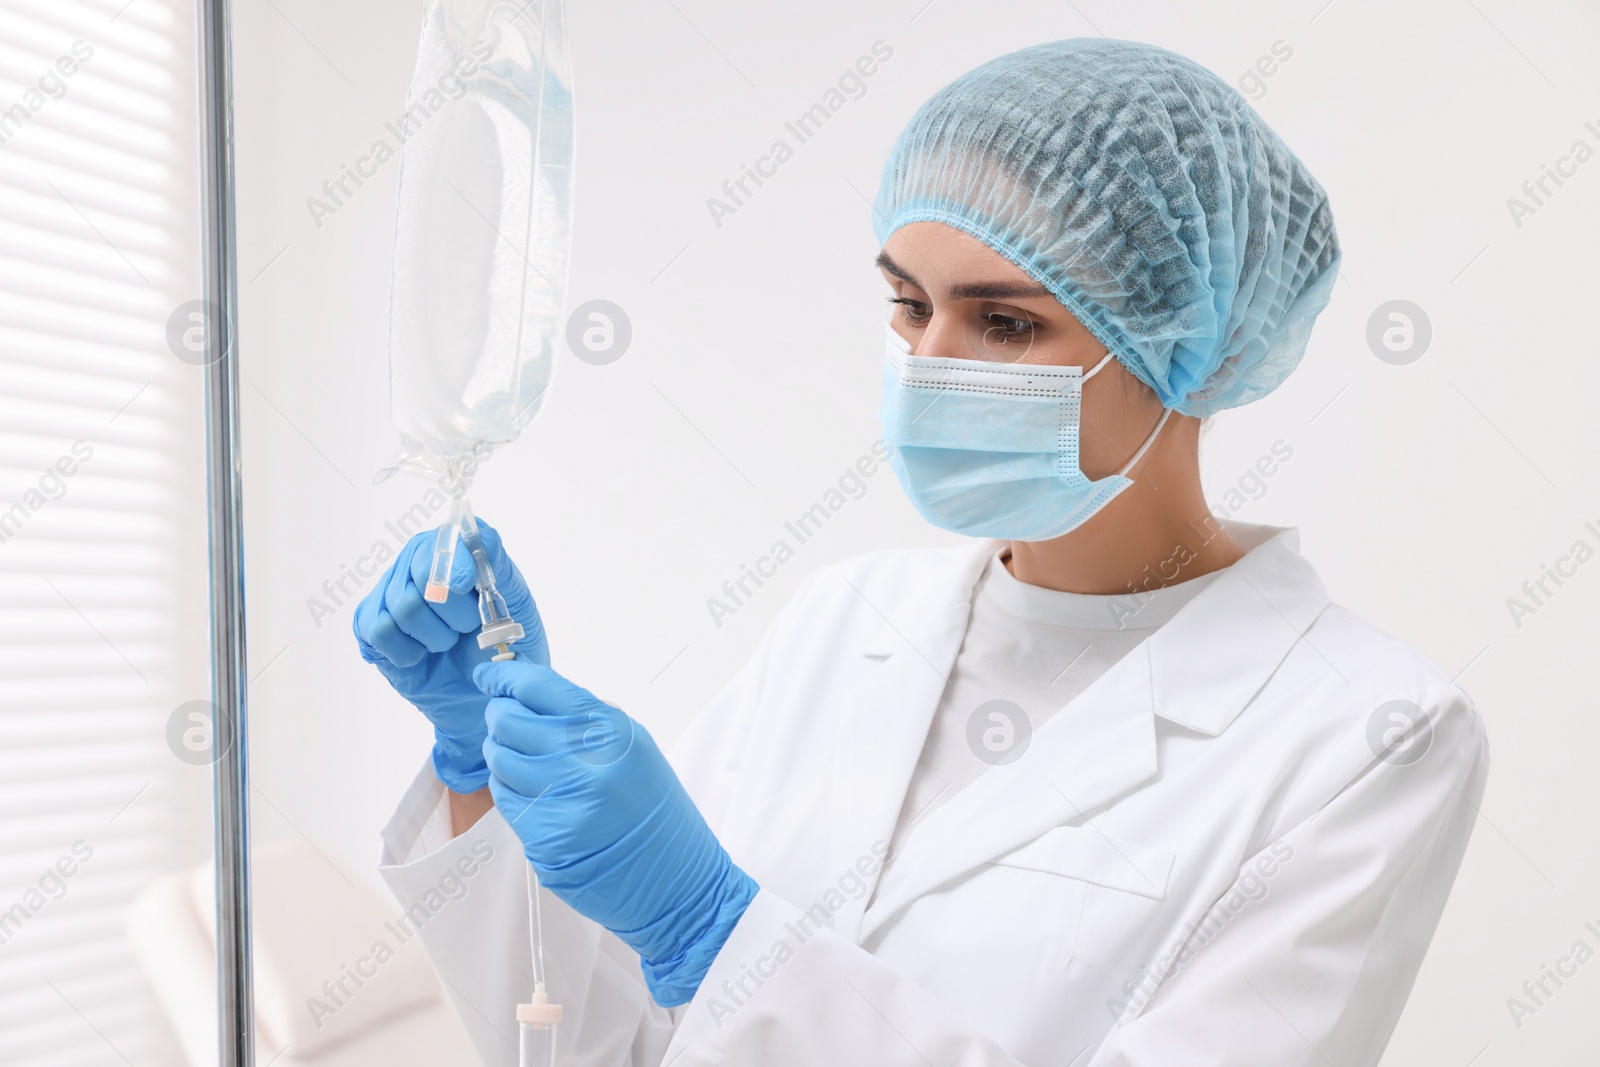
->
[984,312,1034,341]
[888,296,931,326]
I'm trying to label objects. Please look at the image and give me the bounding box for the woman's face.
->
[877,221,1170,480]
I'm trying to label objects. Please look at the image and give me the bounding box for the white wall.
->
[230,0,1600,1062]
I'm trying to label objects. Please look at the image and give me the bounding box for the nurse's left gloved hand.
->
[353,521,548,794]
[475,659,758,1007]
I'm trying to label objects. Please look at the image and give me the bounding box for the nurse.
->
[356,39,1487,1066]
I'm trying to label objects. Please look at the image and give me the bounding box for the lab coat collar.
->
[853,522,1330,736]
[827,543,989,943]
[840,523,1331,942]
[1146,523,1331,736]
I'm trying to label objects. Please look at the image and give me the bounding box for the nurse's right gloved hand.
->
[477,660,758,1007]
[352,519,548,793]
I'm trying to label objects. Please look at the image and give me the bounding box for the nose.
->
[914,311,965,360]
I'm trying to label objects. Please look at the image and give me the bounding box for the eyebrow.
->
[875,252,1051,301]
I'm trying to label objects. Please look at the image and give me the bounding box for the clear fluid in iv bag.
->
[388,0,574,467]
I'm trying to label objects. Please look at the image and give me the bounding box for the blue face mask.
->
[878,325,1172,541]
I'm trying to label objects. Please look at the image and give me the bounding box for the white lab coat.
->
[378,522,1487,1066]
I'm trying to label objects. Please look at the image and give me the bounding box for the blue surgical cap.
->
[873,39,1341,416]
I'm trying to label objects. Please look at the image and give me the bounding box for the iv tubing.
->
[526,860,546,992]
[519,860,560,1066]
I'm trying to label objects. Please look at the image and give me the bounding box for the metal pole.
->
[197,0,254,1063]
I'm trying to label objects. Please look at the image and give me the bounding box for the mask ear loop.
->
[1116,407,1173,477]
[1081,348,1171,476]
[1082,351,1118,378]
[1080,349,1173,479]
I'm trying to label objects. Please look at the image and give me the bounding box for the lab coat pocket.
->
[991,825,1174,901]
[998,827,1181,1010]
[866,828,1176,1047]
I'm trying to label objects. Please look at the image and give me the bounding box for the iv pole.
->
[198,0,254,1062]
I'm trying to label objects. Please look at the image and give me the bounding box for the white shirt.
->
[879,552,1220,898]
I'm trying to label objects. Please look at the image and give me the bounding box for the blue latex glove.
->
[476,660,758,1006]
[353,520,548,793]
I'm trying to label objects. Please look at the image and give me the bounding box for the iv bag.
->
[387,0,574,472]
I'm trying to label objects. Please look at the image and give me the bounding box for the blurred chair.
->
[127,838,478,1066]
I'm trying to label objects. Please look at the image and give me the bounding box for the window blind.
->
[0,0,199,1063]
